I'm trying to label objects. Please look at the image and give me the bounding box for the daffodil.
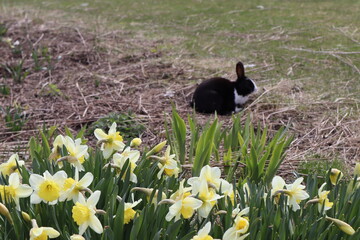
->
[156,146,179,179]
[284,177,309,211]
[164,193,203,221]
[94,122,125,159]
[317,183,333,213]
[0,202,13,224]
[30,170,67,205]
[170,180,192,201]
[131,187,167,204]
[191,179,223,218]
[124,199,142,224]
[329,168,343,185]
[112,147,140,183]
[188,165,221,190]
[220,179,235,206]
[60,136,89,171]
[49,135,66,167]
[30,220,60,240]
[0,172,32,210]
[146,140,167,157]
[191,222,213,240]
[270,175,286,203]
[0,154,25,177]
[223,207,250,240]
[72,191,103,235]
[60,171,94,203]
[70,235,85,240]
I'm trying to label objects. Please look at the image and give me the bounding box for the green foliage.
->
[31,46,52,72]
[3,60,29,84]
[299,157,349,180]
[0,84,10,95]
[0,23,7,36]
[1,105,28,131]
[87,112,145,140]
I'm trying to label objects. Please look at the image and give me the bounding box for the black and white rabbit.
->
[190,61,257,115]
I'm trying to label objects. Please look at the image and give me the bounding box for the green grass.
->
[2,0,360,98]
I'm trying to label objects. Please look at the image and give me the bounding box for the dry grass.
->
[1,16,359,176]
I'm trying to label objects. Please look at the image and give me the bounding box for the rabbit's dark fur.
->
[191,62,257,115]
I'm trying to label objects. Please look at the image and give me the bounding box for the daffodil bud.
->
[70,235,85,240]
[130,138,142,147]
[0,203,13,225]
[146,140,167,157]
[21,211,31,222]
[354,163,360,177]
[330,168,343,185]
[326,216,355,235]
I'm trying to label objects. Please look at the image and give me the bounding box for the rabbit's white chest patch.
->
[234,89,249,105]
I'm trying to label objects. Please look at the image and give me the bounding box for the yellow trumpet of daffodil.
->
[124,199,142,224]
[0,153,25,177]
[223,207,250,240]
[72,191,103,235]
[29,170,67,205]
[155,146,180,179]
[0,172,33,210]
[94,122,125,159]
[30,219,60,240]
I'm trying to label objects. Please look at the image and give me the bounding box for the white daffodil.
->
[62,137,89,171]
[70,235,85,240]
[191,222,213,240]
[165,192,203,221]
[0,153,25,177]
[191,179,223,218]
[317,183,333,213]
[94,122,125,159]
[30,170,67,205]
[284,177,309,211]
[188,165,221,190]
[60,171,94,203]
[112,147,140,183]
[0,172,32,210]
[170,180,192,201]
[72,191,103,235]
[223,207,250,240]
[220,179,235,206]
[271,176,286,203]
[49,135,66,167]
[124,199,142,224]
[156,146,179,179]
[30,226,60,240]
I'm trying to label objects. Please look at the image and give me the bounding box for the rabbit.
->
[190,61,258,115]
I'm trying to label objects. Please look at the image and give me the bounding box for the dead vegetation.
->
[0,17,359,175]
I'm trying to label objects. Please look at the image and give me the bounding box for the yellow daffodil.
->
[170,180,192,201]
[329,168,343,185]
[130,138,142,147]
[60,171,94,203]
[112,147,140,183]
[191,179,223,218]
[191,222,213,240]
[49,135,66,166]
[0,172,32,210]
[326,216,355,235]
[223,207,250,240]
[156,146,179,179]
[124,199,142,224]
[271,176,286,203]
[72,191,103,235]
[0,153,25,177]
[94,122,125,159]
[61,136,89,171]
[284,177,309,211]
[70,234,85,240]
[30,220,60,240]
[29,170,67,205]
[317,183,333,213]
[188,165,221,190]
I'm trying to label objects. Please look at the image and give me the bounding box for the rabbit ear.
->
[236,62,245,78]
